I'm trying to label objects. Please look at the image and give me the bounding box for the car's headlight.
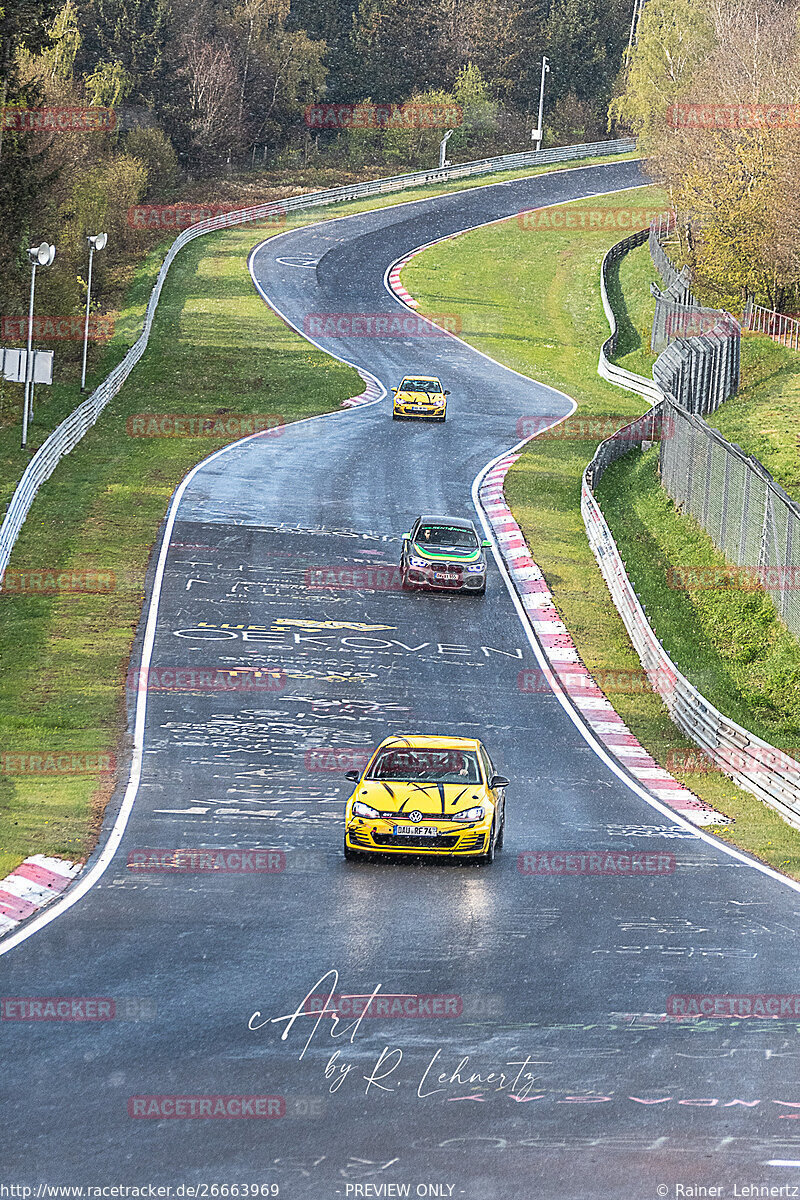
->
[464,564,485,573]
[352,800,380,819]
[453,806,485,822]
[409,556,427,568]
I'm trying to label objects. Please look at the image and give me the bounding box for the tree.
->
[615,0,800,308]
[546,0,630,127]
[609,0,714,147]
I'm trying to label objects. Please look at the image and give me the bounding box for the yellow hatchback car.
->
[343,735,508,863]
[391,375,449,421]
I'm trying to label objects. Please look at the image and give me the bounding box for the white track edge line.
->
[0,159,688,958]
[379,201,800,891]
[0,249,391,959]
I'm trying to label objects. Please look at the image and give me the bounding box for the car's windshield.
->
[416,525,477,549]
[401,379,442,393]
[368,749,482,783]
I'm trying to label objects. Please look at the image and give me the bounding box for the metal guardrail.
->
[598,227,663,404]
[585,227,800,828]
[582,418,800,830]
[744,298,800,350]
[0,137,635,585]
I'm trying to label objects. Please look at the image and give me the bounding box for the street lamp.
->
[81,232,107,392]
[532,56,550,152]
[439,129,454,169]
[22,241,55,449]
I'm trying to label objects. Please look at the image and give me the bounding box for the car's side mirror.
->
[481,539,491,548]
[444,390,451,396]
[392,388,398,393]
[344,770,359,781]
[490,775,509,788]
[402,532,410,540]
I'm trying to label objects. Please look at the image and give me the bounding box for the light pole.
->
[532,55,550,152]
[439,129,454,169]
[22,242,55,449]
[81,232,107,392]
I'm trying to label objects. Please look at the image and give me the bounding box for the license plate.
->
[394,825,438,837]
[434,572,458,581]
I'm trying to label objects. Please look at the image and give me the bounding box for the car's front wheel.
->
[478,820,498,864]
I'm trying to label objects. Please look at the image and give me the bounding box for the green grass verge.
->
[402,184,800,880]
[611,243,800,504]
[0,149,638,511]
[610,239,659,377]
[596,449,800,874]
[0,223,359,879]
[708,336,800,502]
[0,148,638,881]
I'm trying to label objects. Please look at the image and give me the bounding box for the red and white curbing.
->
[388,234,462,312]
[481,456,727,827]
[0,855,82,937]
[343,370,384,408]
[387,261,418,309]
[387,254,727,828]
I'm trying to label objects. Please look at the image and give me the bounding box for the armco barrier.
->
[582,433,800,829]
[0,137,634,586]
[586,229,800,828]
[598,227,663,403]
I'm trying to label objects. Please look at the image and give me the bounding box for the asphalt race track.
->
[4,160,800,1198]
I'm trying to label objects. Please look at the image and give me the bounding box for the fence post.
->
[739,469,752,563]
[719,451,731,551]
[785,517,794,623]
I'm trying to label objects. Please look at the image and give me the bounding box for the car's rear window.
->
[416,526,477,549]
[368,748,481,784]
[401,379,442,392]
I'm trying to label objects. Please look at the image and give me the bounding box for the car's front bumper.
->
[393,402,446,419]
[345,817,491,856]
[405,564,486,591]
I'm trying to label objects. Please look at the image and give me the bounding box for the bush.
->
[124,127,179,199]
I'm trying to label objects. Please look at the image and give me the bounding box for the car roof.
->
[375,735,483,751]
[414,515,476,530]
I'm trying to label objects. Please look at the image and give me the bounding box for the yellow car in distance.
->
[392,375,449,421]
[343,735,508,863]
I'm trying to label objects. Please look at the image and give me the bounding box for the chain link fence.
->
[646,214,800,636]
[582,221,800,824]
[660,398,800,638]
